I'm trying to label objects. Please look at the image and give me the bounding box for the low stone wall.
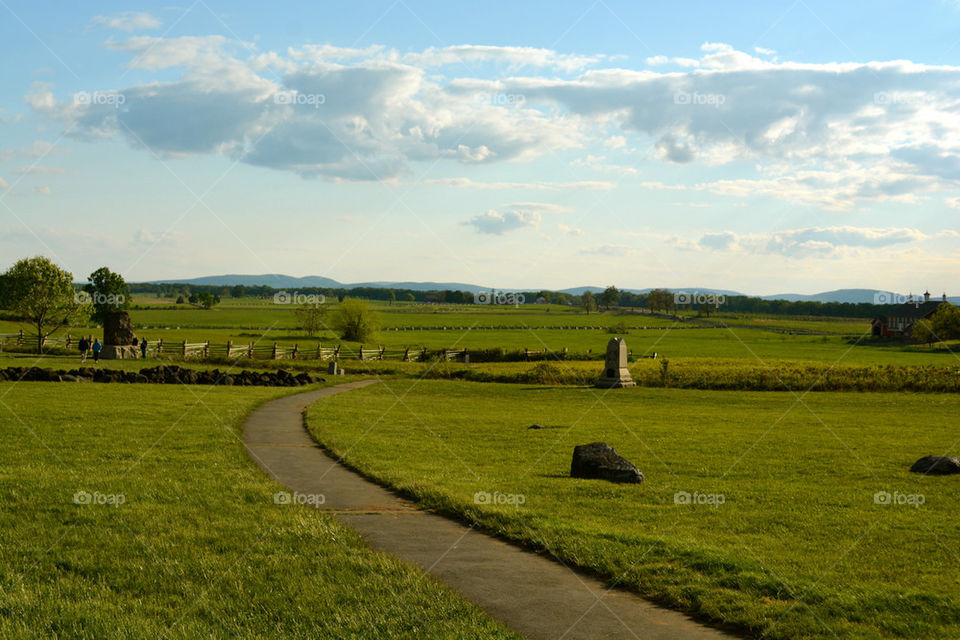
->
[0,365,320,387]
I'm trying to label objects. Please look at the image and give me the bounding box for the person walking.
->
[140,338,148,359]
[78,335,89,363]
[92,338,102,363]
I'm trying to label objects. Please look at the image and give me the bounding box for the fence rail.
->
[0,333,656,363]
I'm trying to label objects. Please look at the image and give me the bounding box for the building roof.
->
[878,300,944,321]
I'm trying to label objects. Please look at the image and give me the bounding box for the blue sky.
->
[1,1,959,295]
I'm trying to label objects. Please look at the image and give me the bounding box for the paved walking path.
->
[243,381,738,640]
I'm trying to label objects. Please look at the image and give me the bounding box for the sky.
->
[1,0,959,295]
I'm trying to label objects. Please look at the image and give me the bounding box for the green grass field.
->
[3,297,954,368]
[0,381,520,639]
[306,379,960,639]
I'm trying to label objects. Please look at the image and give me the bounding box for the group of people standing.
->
[77,336,149,363]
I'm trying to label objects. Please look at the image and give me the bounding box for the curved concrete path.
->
[243,382,738,640]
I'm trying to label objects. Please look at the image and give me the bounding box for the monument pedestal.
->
[596,337,635,388]
[101,345,139,360]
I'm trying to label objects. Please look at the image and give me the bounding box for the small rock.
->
[571,442,644,484]
[910,455,960,475]
[528,424,545,430]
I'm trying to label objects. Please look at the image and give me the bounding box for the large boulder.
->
[571,442,644,484]
[910,455,960,475]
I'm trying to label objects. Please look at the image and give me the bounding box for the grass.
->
[306,379,960,639]
[4,299,956,367]
[0,381,520,639]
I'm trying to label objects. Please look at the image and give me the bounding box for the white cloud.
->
[464,202,569,235]
[580,244,633,257]
[420,177,614,190]
[688,226,934,258]
[91,12,161,31]
[31,38,960,207]
[558,223,583,236]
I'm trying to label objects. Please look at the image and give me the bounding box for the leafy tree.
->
[83,266,129,326]
[646,288,675,313]
[912,319,937,345]
[331,298,379,342]
[230,284,246,298]
[388,289,396,305]
[296,302,327,337]
[175,295,185,304]
[600,285,620,310]
[404,292,415,302]
[537,290,552,304]
[930,303,960,340]
[582,290,596,314]
[193,292,220,309]
[0,256,82,353]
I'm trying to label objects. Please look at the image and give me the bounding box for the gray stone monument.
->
[596,337,635,388]
[101,310,139,359]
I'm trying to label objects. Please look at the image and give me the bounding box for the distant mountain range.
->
[143,275,958,305]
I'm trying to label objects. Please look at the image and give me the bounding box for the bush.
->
[331,298,379,342]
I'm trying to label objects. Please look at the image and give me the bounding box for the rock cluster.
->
[0,365,320,387]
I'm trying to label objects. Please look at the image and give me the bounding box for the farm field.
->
[2,298,953,368]
[0,382,519,640]
[307,379,960,639]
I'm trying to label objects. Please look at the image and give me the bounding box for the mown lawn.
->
[307,380,960,639]
[0,381,520,640]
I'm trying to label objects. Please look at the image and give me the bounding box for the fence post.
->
[157,338,163,355]
[272,342,279,360]
[292,343,298,360]
[66,334,72,348]
[403,347,410,362]
[182,341,187,357]
[378,345,384,360]
[358,345,364,361]
[317,342,322,359]
[334,345,340,359]
[204,341,210,358]
[248,343,254,358]
[524,347,529,361]
[226,340,232,358]
[463,348,469,364]
[18,329,23,345]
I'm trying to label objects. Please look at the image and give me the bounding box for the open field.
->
[2,298,955,369]
[0,381,519,640]
[307,379,960,639]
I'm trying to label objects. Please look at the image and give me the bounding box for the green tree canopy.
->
[600,285,620,310]
[0,256,82,352]
[331,298,379,342]
[581,290,596,314]
[83,266,130,326]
